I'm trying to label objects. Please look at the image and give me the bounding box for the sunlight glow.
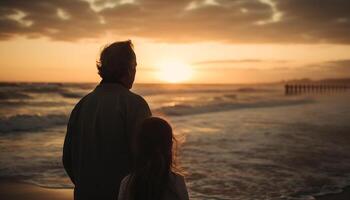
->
[156,61,193,83]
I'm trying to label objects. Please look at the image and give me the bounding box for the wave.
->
[23,85,63,93]
[4,83,73,94]
[156,98,314,116]
[235,87,274,93]
[60,91,86,98]
[0,114,68,133]
[63,83,94,90]
[0,91,31,100]
[0,82,22,87]
[1,83,277,99]
[135,88,230,96]
[0,100,71,107]
[135,86,277,96]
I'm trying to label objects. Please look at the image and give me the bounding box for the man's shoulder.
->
[126,91,148,106]
[69,93,91,115]
[125,91,151,116]
[76,92,93,105]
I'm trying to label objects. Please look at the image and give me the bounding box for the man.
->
[63,40,151,200]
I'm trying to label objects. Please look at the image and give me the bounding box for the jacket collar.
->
[95,80,128,91]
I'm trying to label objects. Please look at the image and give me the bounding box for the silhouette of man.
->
[63,40,151,200]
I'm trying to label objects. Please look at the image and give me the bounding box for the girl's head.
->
[128,117,179,200]
[137,117,174,169]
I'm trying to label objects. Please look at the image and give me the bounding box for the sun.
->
[156,61,193,83]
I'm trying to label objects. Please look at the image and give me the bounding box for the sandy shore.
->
[315,186,350,200]
[1,179,349,200]
[0,180,72,200]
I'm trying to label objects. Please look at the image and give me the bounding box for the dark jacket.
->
[63,83,151,200]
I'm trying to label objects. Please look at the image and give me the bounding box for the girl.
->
[118,117,189,200]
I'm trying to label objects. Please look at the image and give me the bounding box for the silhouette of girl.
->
[118,117,189,200]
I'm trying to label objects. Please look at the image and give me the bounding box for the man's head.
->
[97,40,137,89]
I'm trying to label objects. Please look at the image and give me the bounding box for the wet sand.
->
[315,186,350,200]
[0,180,72,200]
[1,178,349,200]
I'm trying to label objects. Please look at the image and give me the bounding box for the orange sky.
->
[1,0,350,83]
[1,37,350,83]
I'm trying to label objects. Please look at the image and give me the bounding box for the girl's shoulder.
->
[122,172,184,184]
[119,174,131,193]
[118,175,131,200]
[168,172,189,200]
[121,174,131,182]
[169,171,185,182]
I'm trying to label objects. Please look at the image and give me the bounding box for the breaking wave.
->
[156,98,314,116]
[60,91,86,98]
[136,86,277,96]
[0,114,68,133]
[0,91,31,100]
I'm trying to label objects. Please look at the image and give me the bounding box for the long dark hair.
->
[126,117,179,200]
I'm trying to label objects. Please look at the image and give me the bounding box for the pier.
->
[285,83,349,95]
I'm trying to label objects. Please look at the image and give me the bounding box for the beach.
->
[0,179,72,200]
[1,179,349,200]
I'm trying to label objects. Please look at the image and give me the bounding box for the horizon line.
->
[1,77,349,85]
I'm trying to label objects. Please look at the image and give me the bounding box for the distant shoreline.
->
[0,81,282,86]
[0,77,349,85]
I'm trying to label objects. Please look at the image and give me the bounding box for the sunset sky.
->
[0,0,350,83]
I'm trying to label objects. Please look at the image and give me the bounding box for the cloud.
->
[0,0,350,43]
[195,58,350,75]
[318,59,350,73]
[276,59,350,80]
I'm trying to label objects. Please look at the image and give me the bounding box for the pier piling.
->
[285,83,349,95]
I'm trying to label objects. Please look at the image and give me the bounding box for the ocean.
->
[0,82,349,200]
